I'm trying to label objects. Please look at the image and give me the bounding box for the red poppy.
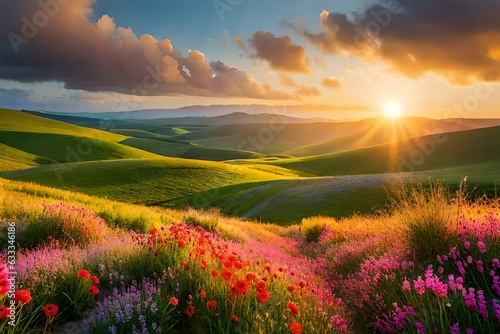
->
[178,240,186,249]
[88,285,99,296]
[91,276,99,285]
[185,305,195,317]
[153,251,159,258]
[256,290,270,303]
[206,300,217,311]
[0,305,8,319]
[13,290,32,305]
[234,261,244,269]
[169,297,178,306]
[255,280,267,293]
[150,227,157,236]
[200,289,206,299]
[290,321,302,334]
[222,270,233,281]
[200,260,207,270]
[77,269,90,280]
[231,314,239,323]
[287,301,299,317]
[287,285,296,293]
[246,272,257,281]
[233,279,250,295]
[42,304,59,317]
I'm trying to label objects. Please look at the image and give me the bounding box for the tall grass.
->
[392,179,455,262]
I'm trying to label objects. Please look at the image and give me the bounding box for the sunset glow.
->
[384,101,404,120]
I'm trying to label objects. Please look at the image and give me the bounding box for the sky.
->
[0,0,499,119]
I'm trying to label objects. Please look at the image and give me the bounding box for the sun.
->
[383,101,404,119]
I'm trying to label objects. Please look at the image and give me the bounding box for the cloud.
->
[295,84,320,96]
[0,0,293,100]
[298,1,500,84]
[322,77,342,89]
[250,30,310,73]
[279,74,298,87]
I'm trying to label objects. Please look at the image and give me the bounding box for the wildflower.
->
[287,301,299,317]
[42,304,59,317]
[200,290,206,299]
[13,290,32,305]
[233,279,250,295]
[402,279,411,292]
[178,240,186,249]
[466,329,474,334]
[91,276,99,285]
[0,262,10,298]
[256,290,270,303]
[0,305,8,319]
[413,276,425,295]
[211,270,219,278]
[287,285,296,293]
[405,305,416,317]
[464,241,471,250]
[330,315,348,331]
[78,269,91,279]
[255,280,267,293]
[231,314,239,323]
[206,300,217,311]
[450,323,460,334]
[290,321,302,334]
[185,305,195,317]
[222,270,233,281]
[150,227,157,236]
[416,322,426,334]
[246,272,257,281]
[476,260,484,273]
[200,260,207,270]
[88,285,99,296]
[169,297,178,306]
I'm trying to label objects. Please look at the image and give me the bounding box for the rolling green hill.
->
[0,109,127,141]
[119,138,266,161]
[285,117,474,156]
[0,158,289,204]
[0,109,162,167]
[231,126,500,176]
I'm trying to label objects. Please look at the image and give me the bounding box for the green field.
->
[0,158,288,204]
[120,137,266,161]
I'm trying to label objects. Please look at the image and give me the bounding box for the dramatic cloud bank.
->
[0,0,292,99]
[297,0,500,84]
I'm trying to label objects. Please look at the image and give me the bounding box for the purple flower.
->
[450,323,460,334]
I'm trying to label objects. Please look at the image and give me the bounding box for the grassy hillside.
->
[233,126,500,176]
[285,117,474,156]
[0,109,163,166]
[0,109,127,141]
[120,137,266,161]
[0,158,289,204]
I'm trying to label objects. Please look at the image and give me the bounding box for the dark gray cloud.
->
[296,0,500,84]
[0,0,293,99]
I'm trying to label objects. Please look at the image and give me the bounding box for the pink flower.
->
[413,276,425,295]
[402,279,411,292]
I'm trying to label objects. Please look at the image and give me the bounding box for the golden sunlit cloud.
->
[384,101,404,120]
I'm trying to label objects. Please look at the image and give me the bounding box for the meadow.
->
[1,177,499,333]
